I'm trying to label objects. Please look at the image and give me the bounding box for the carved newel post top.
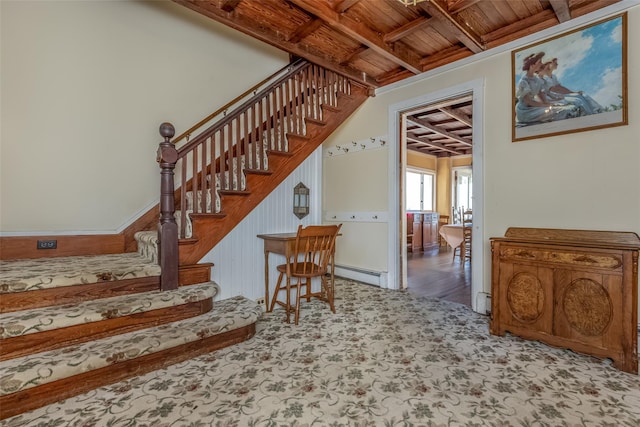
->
[157,122,178,164]
[159,122,175,141]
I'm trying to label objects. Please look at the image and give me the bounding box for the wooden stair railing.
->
[157,60,368,288]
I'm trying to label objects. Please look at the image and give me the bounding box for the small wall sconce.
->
[293,182,309,219]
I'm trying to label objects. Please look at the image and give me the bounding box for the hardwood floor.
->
[405,245,471,306]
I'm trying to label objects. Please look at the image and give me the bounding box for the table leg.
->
[264,250,270,312]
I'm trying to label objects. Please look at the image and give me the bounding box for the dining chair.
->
[451,206,460,224]
[462,208,473,225]
[450,207,471,261]
[437,214,450,247]
[269,223,342,325]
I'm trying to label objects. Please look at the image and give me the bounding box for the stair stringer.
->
[178,89,368,265]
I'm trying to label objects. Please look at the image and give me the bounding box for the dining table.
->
[439,224,470,257]
[439,224,465,247]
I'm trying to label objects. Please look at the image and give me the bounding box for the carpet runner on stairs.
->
[0,253,262,420]
[0,253,161,293]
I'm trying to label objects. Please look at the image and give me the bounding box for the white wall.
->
[322,144,389,272]
[323,4,640,314]
[0,0,288,234]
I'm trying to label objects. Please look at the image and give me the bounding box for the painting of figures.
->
[512,13,627,142]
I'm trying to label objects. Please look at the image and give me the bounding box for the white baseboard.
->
[476,292,491,316]
[334,264,386,287]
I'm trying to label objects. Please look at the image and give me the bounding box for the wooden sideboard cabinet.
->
[490,228,639,374]
[409,211,439,251]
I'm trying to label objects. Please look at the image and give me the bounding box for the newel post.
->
[157,122,179,290]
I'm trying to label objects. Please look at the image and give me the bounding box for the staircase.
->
[0,60,369,420]
[0,254,262,420]
[148,60,369,283]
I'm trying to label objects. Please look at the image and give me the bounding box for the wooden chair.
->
[406,213,414,253]
[452,213,472,262]
[462,208,473,225]
[451,206,460,224]
[269,224,342,325]
[438,214,450,247]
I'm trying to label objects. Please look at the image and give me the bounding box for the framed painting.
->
[512,13,627,142]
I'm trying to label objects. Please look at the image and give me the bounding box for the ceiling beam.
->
[406,135,465,155]
[407,117,472,146]
[375,68,416,87]
[419,44,473,71]
[287,18,324,43]
[335,0,361,13]
[173,0,379,88]
[339,45,369,66]
[549,0,572,23]
[288,0,423,74]
[482,9,557,46]
[418,0,484,54]
[437,107,472,127]
[384,16,433,43]
[448,0,481,14]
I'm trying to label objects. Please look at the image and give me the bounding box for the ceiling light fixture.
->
[397,0,429,6]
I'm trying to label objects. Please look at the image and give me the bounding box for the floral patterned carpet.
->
[3,279,639,426]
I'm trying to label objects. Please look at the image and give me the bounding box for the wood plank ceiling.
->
[173,0,620,156]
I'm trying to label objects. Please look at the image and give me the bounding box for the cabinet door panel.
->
[500,263,553,334]
[553,270,622,348]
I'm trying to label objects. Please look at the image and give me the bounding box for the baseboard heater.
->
[334,264,386,287]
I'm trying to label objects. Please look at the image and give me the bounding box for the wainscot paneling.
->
[201,148,323,302]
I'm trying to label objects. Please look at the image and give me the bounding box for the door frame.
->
[387,78,485,313]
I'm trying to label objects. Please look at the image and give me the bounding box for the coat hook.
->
[350,215,356,219]
[372,215,378,219]
[352,141,357,146]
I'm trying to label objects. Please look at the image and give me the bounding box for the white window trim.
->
[406,167,436,212]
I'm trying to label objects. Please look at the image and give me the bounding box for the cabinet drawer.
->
[499,247,623,271]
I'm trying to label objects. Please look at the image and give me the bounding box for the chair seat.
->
[276,262,326,278]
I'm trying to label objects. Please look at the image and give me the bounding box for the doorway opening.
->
[387,79,484,313]
[405,104,473,306]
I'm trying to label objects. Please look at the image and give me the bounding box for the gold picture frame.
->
[512,13,627,142]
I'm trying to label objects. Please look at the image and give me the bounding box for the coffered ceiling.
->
[173,0,621,156]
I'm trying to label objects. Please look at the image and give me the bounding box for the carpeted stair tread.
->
[134,230,161,263]
[0,295,262,396]
[0,282,219,340]
[0,253,161,294]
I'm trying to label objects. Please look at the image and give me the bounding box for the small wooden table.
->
[257,233,297,312]
[257,232,338,312]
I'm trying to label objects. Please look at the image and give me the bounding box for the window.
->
[453,167,472,213]
[406,169,435,211]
